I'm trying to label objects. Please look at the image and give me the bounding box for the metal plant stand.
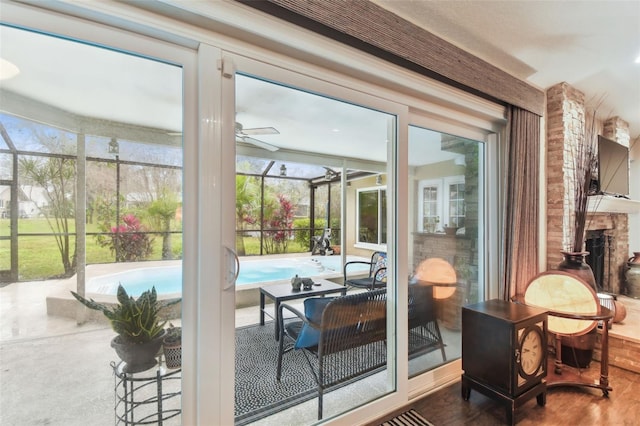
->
[112,360,181,425]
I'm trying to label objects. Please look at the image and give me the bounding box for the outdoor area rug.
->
[380,409,435,426]
[235,322,319,425]
[235,322,388,425]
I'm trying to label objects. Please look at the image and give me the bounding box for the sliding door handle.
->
[224,246,239,291]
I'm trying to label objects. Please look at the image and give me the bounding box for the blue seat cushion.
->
[294,297,335,349]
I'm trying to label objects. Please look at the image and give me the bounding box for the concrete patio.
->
[0,278,397,426]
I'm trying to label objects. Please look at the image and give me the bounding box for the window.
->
[357,187,387,247]
[448,181,465,228]
[418,176,465,231]
[418,180,441,232]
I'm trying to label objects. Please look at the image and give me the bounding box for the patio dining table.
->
[259,279,347,340]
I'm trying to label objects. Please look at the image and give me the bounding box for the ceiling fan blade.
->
[241,126,280,136]
[240,136,280,152]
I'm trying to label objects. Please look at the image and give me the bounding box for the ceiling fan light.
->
[108,138,119,154]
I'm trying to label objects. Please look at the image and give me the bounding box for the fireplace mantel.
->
[588,195,640,214]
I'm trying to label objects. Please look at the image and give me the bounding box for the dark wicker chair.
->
[343,251,387,290]
[277,286,445,419]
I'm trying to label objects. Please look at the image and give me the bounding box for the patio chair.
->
[343,251,387,290]
[276,287,445,419]
[408,283,447,362]
[311,228,332,255]
[276,290,388,420]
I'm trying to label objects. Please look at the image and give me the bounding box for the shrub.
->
[96,213,153,262]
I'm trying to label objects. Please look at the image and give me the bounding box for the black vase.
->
[557,251,598,368]
[558,251,597,291]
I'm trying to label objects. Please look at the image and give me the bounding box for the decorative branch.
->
[568,100,600,253]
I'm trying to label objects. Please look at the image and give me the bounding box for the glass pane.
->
[329,182,342,234]
[0,154,12,180]
[0,238,9,271]
[0,185,10,221]
[235,74,394,423]
[358,190,379,243]
[0,183,10,275]
[407,125,484,378]
[0,25,183,424]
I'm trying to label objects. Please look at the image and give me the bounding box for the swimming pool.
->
[86,255,369,296]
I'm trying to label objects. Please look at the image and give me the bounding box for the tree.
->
[147,190,179,259]
[19,154,77,277]
[235,175,259,256]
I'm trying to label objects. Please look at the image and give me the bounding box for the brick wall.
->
[412,233,476,330]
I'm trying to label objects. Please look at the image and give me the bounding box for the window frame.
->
[3,1,508,424]
[417,179,442,232]
[355,185,388,250]
[417,175,465,231]
[444,175,465,228]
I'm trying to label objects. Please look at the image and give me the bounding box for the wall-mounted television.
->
[595,136,629,197]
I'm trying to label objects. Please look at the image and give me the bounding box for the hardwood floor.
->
[370,364,640,425]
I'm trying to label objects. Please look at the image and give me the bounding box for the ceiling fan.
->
[235,122,280,152]
[323,167,339,181]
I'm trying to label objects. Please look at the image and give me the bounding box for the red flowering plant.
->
[262,194,294,254]
[97,213,154,262]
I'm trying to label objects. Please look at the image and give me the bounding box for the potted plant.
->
[444,224,458,236]
[163,323,182,369]
[71,284,176,373]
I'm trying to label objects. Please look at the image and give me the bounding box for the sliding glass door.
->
[230,61,401,424]
[0,22,190,425]
[406,125,485,379]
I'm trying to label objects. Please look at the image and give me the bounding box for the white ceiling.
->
[373,0,640,137]
[1,2,637,168]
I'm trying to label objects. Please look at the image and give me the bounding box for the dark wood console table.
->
[546,306,613,396]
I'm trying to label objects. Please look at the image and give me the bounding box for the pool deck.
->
[44,256,362,317]
[44,260,183,322]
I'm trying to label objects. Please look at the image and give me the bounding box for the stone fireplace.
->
[546,82,634,295]
[583,213,628,294]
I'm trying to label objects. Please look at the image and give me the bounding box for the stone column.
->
[546,82,586,268]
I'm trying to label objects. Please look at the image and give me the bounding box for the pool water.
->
[87,255,369,296]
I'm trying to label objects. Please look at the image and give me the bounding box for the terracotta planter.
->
[444,227,458,236]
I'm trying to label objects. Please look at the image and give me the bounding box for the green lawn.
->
[1,218,183,281]
[1,219,309,281]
